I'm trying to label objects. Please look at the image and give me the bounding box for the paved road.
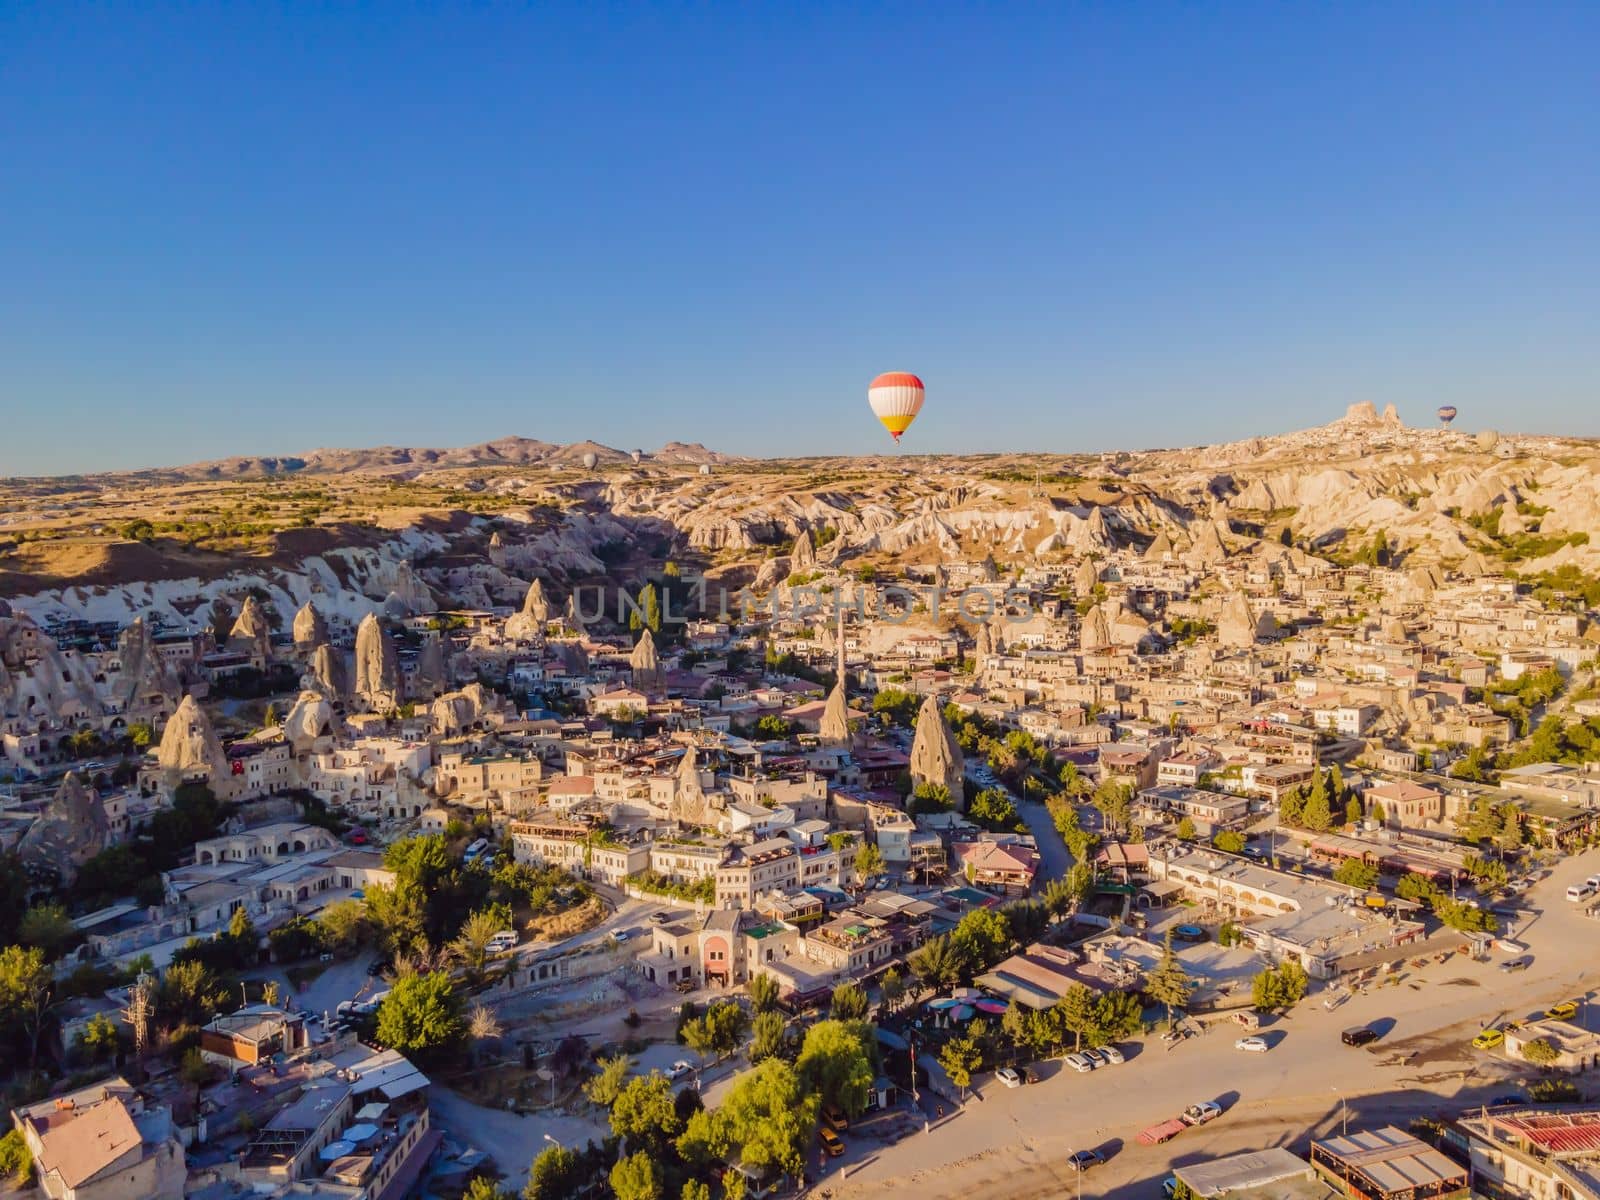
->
[1019,798,1074,884]
[818,847,1600,1199]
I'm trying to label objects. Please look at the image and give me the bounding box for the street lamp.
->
[543,1133,563,1149]
[1331,1086,1347,1138]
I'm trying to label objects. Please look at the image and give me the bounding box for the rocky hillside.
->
[2,406,1597,625]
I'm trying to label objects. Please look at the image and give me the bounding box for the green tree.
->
[1093,989,1144,1040]
[612,1073,684,1148]
[159,958,226,1027]
[950,908,1012,971]
[908,934,968,993]
[677,1058,817,1181]
[1278,790,1304,828]
[1053,984,1099,1052]
[1333,859,1379,889]
[908,781,953,815]
[879,967,905,1015]
[451,908,506,983]
[464,1178,510,1200]
[523,1145,581,1200]
[1092,781,1134,837]
[314,899,371,954]
[74,1013,120,1063]
[682,1001,750,1063]
[1300,773,1333,833]
[1396,873,1441,904]
[680,1181,711,1200]
[870,689,919,728]
[748,1010,786,1064]
[939,1034,983,1098]
[795,1019,877,1116]
[830,981,869,1021]
[1345,796,1364,827]
[746,973,779,1014]
[1521,1038,1561,1068]
[1175,817,1197,842]
[375,971,463,1059]
[17,904,77,959]
[0,1130,31,1187]
[611,1151,663,1200]
[629,584,662,633]
[585,1052,632,1108]
[1212,830,1246,854]
[854,841,885,884]
[127,720,155,750]
[1142,934,1193,1029]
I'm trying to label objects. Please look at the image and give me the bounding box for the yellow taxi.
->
[1472,1028,1504,1050]
[1545,1001,1580,1021]
[819,1128,846,1158]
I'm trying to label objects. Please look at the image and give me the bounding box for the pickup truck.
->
[1138,1117,1189,1145]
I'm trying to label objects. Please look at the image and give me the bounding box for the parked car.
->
[667,1061,693,1080]
[1500,957,1532,973]
[1342,1025,1382,1047]
[822,1104,849,1131]
[819,1128,845,1158]
[1490,1093,1528,1107]
[1064,1053,1095,1073]
[1323,989,1350,1011]
[1024,1066,1042,1084]
[610,929,631,943]
[1082,1049,1109,1069]
[1473,1028,1505,1050]
[1181,1102,1222,1126]
[1235,1036,1269,1053]
[1098,1044,1125,1065]
[1232,1011,1262,1031]
[1546,1001,1580,1021]
[1067,1150,1104,1172]
[650,911,671,924]
[995,1067,1023,1088]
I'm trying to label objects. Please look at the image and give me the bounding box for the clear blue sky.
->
[3,2,1597,475]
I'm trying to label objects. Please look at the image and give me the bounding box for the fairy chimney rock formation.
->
[631,628,661,691]
[1218,591,1273,648]
[504,578,551,641]
[909,692,965,809]
[17,772,111,888]
[156,693,232,789]
[790,529,816,572]
[353,613,401,712]
[292,601,328,651]
[228,596,274,665]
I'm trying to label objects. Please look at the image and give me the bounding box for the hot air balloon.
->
[630,449,643,464]
[1437,406,1458,427]
[868,372,924,442]
[581,451,598,470]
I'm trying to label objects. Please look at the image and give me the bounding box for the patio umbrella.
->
[974,998,1008,1015]
[927,998,961,1011]
[952,1004,976,1021]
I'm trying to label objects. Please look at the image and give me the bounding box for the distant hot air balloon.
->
[1437,406,1458,427]
[630,449,643,464]
[868,372,925,442]
[581,451,598,470]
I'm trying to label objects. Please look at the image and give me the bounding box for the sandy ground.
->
[804,847,1600,1200]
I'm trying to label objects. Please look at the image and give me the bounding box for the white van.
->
[486,931,518,954]
[1566,882,1596,903]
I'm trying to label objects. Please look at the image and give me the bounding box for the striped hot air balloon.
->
[1437,405,1458,427]
[867,372,925,442]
